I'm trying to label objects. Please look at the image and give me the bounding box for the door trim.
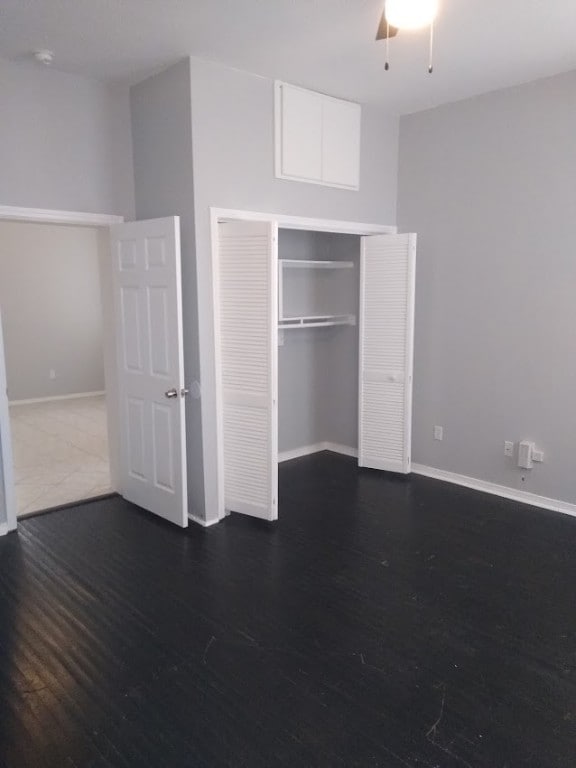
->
[207,207,397,524]
[210,208,397,236]
[0,310,17,533]
[0,205,123,227]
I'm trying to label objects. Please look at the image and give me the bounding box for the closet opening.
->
[213,208,415,525]
[278,229,361,466]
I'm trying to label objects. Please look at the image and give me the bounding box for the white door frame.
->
[0,206,123,227]
[208,207,397,524]
[0,205,124,533]
[0,307,17,534]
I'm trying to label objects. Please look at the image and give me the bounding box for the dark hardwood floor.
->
[0,452,575,767]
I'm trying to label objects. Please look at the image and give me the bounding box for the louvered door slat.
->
[218,221,278,520]
[358,233,416,473]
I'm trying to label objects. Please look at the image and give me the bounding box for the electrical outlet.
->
[518,440,534,470]
[433,425,443,441]
[504,441,514,457]
[49,369,56,380]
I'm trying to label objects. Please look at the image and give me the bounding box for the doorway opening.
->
[0,208,190,534]
[0,219,116,517]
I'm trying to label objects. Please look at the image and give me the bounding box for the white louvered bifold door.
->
[218,221,278,520]
[358,233,416,474]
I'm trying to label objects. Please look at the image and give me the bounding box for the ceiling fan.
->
[376,14,399,41]
[375,0,440,72]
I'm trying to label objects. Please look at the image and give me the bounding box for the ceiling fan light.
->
[385,0,439,30]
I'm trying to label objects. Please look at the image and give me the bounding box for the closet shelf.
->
[278,314,356,329]
[279,259,354,270]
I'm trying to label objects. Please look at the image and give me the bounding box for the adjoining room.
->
[0,221,112,515]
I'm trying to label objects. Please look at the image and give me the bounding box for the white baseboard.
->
[0,523,9,537]
[10,391,106,406]
[278,449,576,518]
[412,463,576,519]
[279,442,357,463]
[188,513,220,528]
[279,443,326,462]
[325,442,358,459]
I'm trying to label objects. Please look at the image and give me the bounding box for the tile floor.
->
[10,395,112,517]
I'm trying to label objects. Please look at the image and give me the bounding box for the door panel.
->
[218,220,278,520]
[110,217,188,527]
[120,287,143,372]
[148,287,170,376]
[358,233,416,474]
[127,397,146,480]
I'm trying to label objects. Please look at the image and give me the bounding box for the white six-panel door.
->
[110,217,188,527]
[358,233,416,474]
[217,220,278,520]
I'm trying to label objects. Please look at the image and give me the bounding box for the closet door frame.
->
[209,208,396,523]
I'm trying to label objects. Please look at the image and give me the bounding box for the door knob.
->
[165,388,178,399]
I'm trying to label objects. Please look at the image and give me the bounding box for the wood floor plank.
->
[0,452,575,767]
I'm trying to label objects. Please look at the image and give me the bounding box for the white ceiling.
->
[2,0,576,114]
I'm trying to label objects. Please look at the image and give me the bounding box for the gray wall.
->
[398,70,576,504]
[278,230,324,452]
[279,327,328,452]
[316,234,360,449]
[0,59,134,218]
[130,60,205,516]
[0,221,105,401]
[190,57,399,520]
[278,230,361,455]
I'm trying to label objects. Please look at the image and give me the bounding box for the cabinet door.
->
[358,234,416,474]
[322,97,361,189]
[277,83,323,182]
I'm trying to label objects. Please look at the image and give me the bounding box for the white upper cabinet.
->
[275,82,361,191]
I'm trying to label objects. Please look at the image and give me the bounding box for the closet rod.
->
[278,314,356,329]
[280,259,354,270]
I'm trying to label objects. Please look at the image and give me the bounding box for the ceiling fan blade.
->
[376,13,399,40]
